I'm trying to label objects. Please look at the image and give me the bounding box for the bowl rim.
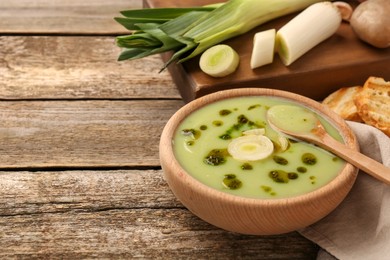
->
[160,88,359,206]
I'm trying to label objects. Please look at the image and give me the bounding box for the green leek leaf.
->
[116,33,162,48]
[114,17,167,30]
[118,48,154,61]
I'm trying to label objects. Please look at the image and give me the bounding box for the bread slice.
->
[323,86,363,122]
[354,77,390,137]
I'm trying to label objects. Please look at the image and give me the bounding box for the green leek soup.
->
[173,96,346,199]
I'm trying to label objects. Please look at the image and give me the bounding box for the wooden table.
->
[0,1,319,258]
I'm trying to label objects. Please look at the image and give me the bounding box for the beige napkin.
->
[299,121,390,260]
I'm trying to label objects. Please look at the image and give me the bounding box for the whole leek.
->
[115,0,323,70]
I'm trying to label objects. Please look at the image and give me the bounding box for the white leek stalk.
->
[276,1,342,66]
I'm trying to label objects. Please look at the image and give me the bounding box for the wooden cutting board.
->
[143,0,390,102]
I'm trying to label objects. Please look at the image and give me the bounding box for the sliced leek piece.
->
[250,29,276,69]
[277,135,289,151]
[276,1,342,66]
[243,128,266,136]
[199,44,240,77]
[228,135,274,161]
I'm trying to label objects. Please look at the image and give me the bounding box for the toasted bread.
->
[353,77,390,137]
[323,86,363,122]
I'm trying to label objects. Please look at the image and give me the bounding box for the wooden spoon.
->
[267,111,390,185]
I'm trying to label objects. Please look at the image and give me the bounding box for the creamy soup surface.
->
[173,96,346,199]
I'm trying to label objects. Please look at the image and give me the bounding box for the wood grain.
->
[0,100,183,168]
[0,36,179,100]
[0,0,140,35]
[0,170,179,215]
[0,169,318,259]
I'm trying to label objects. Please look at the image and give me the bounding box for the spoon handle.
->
[322,134,390,184]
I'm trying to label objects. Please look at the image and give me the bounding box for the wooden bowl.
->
[160,88,358,235]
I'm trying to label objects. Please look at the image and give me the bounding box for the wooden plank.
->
[0,169,318,258]
[0,36,179,100]
[0,0,141,35]
[0,100,183,168]
[0,170,180,215]
[0,209,318,259]
[145,0,390,102]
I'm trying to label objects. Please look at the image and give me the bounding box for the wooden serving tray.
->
[143,0,390,102]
